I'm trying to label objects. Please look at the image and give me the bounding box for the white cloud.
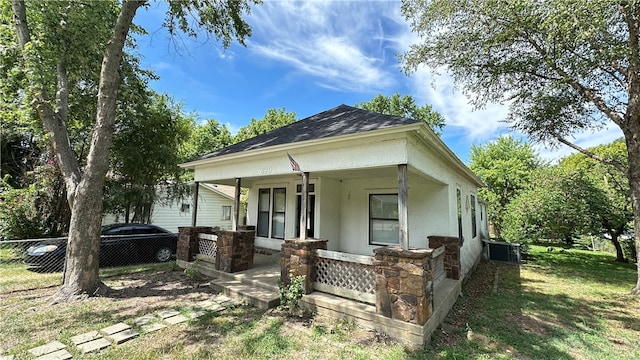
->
[532,124,624,163]
[375,6,512,143]
[408,67,510,141]
[246,1,400,92]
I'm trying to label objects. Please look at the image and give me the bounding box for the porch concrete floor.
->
[238,252,281,291]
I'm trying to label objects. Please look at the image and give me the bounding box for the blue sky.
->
[132,1,622,164]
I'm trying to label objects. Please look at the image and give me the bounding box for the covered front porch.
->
[191,161,452,255]
[177,105,485,346]
[175,223,464,347]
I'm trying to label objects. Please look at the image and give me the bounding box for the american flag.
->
[287,153,301,172]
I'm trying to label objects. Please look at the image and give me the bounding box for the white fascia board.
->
[179,123,423,170]
[412,123,485,187]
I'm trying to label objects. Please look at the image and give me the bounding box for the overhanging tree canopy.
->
[9,0,258,302]
[401,0,640,294]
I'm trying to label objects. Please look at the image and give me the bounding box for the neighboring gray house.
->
[102,183,243,233]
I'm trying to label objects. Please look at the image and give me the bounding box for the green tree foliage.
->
[8,0,257,300]
[2,2,159,237]
[182,118,233,161]
[355,93,445,135]
[401,0,640,294]
[0,124,43,189]
[469,136,540,238]
[560,140,633,262]
[104,94,192,223]
[234,108,296,143]
[503,167,608,245]
[0,160,70,239]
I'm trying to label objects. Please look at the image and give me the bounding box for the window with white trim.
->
[271,188,286,239]
[470,194,477,238]
[256,187,286,239]
[221,205,231,221]
[457,188,463,244]
[369,194,399,245]
[257,189,270,237]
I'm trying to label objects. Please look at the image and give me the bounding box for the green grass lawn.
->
[418,245,640,360]
[0,261,176,293]
[0,246,638,359]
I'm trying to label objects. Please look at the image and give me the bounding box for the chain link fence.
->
[1,231,178,293]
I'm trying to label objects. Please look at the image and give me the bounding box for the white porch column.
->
[300,172,309,240]
[233,178,241,231]
[398,164,409,250]
[191,181,200,227]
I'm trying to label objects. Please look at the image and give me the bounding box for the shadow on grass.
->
[526,246,636,287]
[420,251,638,360]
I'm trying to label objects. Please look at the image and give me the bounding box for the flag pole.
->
[300,171,309,240]
[287,153,307,240]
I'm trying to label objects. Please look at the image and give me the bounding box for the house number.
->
[260,167,273,175]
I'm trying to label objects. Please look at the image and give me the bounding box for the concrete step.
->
[210,279,280,310]
[193,255,280,293]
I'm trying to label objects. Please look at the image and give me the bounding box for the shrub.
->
[278,271,306,316]
[621,237,637,263]
[0,162,69,239]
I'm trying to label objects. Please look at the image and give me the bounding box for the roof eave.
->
[179,122,423,169]
[413,123,485,187]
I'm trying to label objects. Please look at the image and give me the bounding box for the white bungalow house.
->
[178,104,488,345]
[102,183,243,233]
[181,104,486,279]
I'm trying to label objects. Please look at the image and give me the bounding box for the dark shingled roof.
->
[198,104,420,160]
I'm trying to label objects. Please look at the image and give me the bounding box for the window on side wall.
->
[457,189,464,245]
[470,194,477,238]
[369,194,399,246]
[221,205,231,221]
[180,203,190,213]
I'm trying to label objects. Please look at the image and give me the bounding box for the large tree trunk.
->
[624,123,640,295]
[11,0,146,301]
[609,233,626,263]
[624,7,640,294]
[54,0,145,301]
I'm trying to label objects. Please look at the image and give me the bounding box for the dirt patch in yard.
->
[433,260,498,348]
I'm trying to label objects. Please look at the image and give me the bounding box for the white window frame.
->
[256,186,287,239]
[369,193,399,246]
[221,205,232,221]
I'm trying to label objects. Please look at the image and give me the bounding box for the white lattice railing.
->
[314,249,376,304]
[197,233,218,263]
[432,246,446,288]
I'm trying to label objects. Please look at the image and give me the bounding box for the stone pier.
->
[280,238,328,294]
[373,246,442,325]
[215,230,255,273]
[427,236,461,280]
[177,227,213,263]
